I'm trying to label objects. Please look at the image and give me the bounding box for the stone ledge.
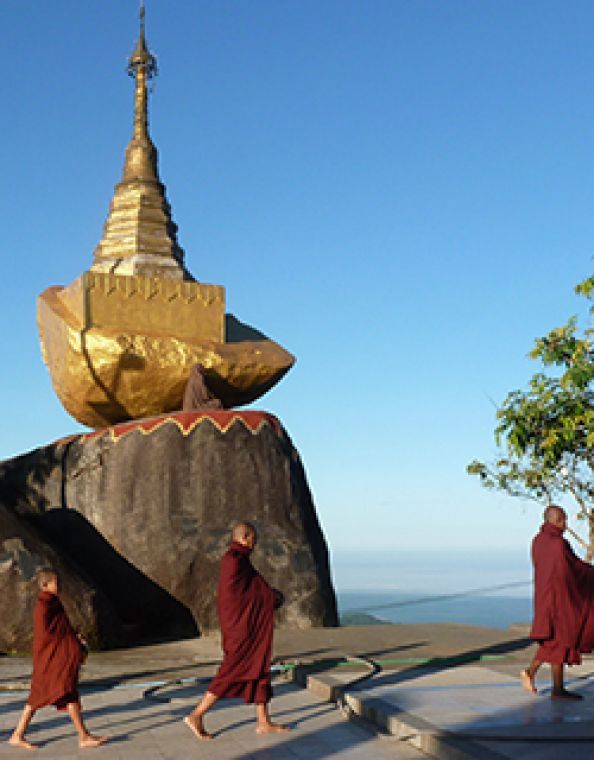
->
[292,667,508,760]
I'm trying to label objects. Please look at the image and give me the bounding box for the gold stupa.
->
[37,3,294,429]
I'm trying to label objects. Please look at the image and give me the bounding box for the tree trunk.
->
[587,511,594,563]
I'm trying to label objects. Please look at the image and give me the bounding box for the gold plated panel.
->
[58,272,225,343]
[38,286,294,429]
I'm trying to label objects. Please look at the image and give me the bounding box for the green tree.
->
[468,277,594,561]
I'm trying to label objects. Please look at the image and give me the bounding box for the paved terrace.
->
[1,624,592,759]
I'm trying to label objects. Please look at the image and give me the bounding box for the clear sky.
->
[1,1,594,557]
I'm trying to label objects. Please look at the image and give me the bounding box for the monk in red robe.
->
[184,522,289,740]
[9,569,107,750]
[521,505,594,699]
[182,363,223,411]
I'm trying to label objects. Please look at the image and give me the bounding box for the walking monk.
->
[521,505,594,699]
[9,569,107,750]
[184,522,289,740]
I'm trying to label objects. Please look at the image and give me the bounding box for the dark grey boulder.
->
[0,502,125,652]
[0,412,337,648]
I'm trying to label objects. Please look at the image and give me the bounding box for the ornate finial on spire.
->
[124,0,158,155]
[128,0,157,80]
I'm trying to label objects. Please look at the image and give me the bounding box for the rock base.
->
[0,411,337,651]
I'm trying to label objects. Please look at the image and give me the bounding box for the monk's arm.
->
[222,554,254,597]
[562,540,594,584]
[42,605,61,635]
[43,605,79,646]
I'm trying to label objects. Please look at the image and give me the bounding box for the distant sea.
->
[331,550,532,630]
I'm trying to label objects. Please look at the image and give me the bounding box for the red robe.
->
[530,522,594,664]
[28,592,84,711]
[208,541,276,704]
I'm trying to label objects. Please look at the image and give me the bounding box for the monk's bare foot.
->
[79,734,108,748]
[256,721,290,734]
[551,688,583,700]
[183,716,213,741]
[520,669,537,694]
[8,735,37,751]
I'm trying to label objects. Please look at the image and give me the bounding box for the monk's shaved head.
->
[37,568,58,590]
[544,505,567,529]
[232,522,257,543]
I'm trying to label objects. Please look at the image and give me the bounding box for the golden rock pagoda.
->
[37,3,294,429]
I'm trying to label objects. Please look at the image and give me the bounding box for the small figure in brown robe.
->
[521,505,594,699]
[182,363,223,411]
[8,569,108,751]
[183,522,289,740]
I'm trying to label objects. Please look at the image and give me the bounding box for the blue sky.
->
[2,1,594,557]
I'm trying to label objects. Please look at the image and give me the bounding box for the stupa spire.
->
[91,0,188,280]
[127,0,157,151]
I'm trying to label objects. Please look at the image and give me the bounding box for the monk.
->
[521,505,594,699]
[9,569,107,750]
[182,363,223,411]
[184,522,289,740]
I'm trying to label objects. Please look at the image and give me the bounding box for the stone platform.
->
[310,664,594,759]
[3,623,594,758]
[0,634,420,760]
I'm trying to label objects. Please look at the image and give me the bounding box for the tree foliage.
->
[468,277,594,559]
